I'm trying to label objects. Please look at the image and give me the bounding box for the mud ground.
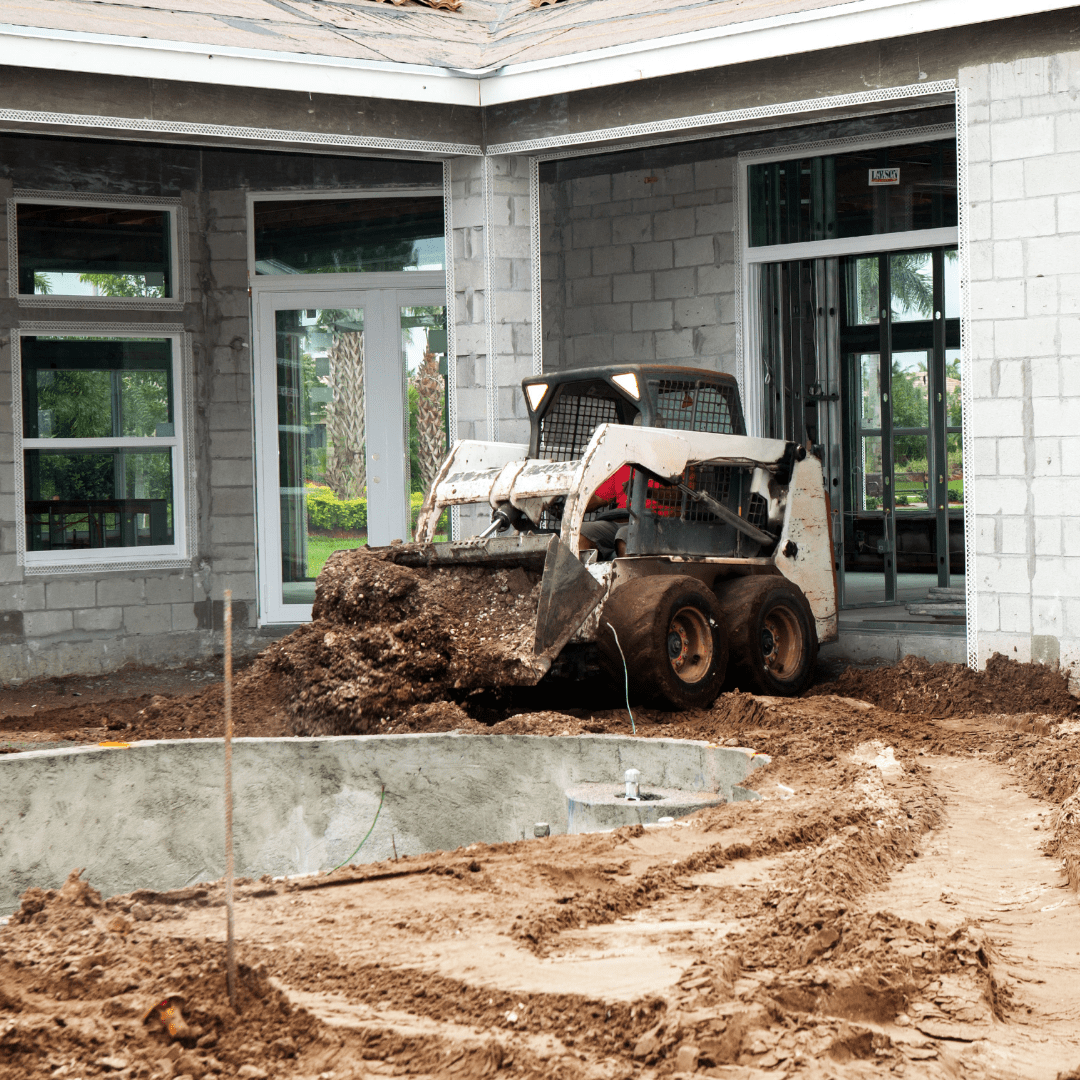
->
[4,652,1080,1079]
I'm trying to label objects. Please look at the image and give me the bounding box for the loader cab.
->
[521,365,746,460]
[522,366,770,560]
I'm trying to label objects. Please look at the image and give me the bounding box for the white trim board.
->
[745,228,959,266]
[0,0,1073,106]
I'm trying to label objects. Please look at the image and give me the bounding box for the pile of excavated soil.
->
[812,653,1080,719]
[6,632,1079,755]
[1,870,322,1080]
[265,549,546,735]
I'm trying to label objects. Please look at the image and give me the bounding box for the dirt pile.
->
[0,871,320,1080]
[813,653,1079,719]
[994,726,1080,890]
[264,549,546,735]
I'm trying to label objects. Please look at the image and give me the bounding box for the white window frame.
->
[735,123,958,435]
[245,182,458,623]
[13,324,195,574]
[8,191,188,310]
[245,187,445,280]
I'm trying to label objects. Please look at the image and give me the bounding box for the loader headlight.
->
[611,372,640,399]
[525,382,548,411]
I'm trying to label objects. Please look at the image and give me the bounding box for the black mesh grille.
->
[538,393,620,461]
[655,380,737,433]
[746,492,769,529]
[646,465,733,521]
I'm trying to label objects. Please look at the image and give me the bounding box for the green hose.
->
[327,785,386,875]
[605,622,636,735]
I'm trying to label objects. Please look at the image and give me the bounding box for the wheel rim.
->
[760,606,801,679]
[666,606,713,684]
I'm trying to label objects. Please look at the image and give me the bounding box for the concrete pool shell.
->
[0,733,766,914]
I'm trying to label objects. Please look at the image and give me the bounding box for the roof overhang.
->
[0,0,1074,110]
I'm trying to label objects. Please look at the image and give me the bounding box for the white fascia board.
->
[0,23,480,108]
[0,0,1074,110]
[479,0,1078,105]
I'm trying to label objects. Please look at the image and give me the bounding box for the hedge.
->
[305,485,425,533]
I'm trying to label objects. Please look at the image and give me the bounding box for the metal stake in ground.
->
[223,589,237,1010]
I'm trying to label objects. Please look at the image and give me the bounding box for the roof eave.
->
[0,0,1073,110]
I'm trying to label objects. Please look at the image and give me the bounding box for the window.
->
[17,331,190,569]
[253,196,445,275]
[10,195,183,304]
[748,139,957,248]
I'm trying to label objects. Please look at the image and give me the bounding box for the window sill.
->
[23,551,190,576]
[16,294,184,311]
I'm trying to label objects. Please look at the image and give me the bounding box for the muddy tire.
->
[718,576,817,696]
[598,576,728,710]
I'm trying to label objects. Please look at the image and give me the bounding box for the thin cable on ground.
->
[605,622,635,735]
[328,785,386,875]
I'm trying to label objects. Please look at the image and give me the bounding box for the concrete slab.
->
[0,733,764,914]
[823,622,967,666]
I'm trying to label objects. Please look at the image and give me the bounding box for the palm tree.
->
[855,253,934,322]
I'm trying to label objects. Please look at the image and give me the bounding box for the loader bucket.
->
[533,537,605,658]
[386,532,554,570]
[379,532,604,667]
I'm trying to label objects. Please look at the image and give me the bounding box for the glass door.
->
[841,248,961,604]
[254,286,446,623]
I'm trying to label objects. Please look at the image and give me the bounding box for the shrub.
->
[306,486,429,533]
[306,485,367,532]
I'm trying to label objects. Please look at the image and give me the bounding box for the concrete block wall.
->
[0,160,261,682]
[0,135,444,680]
[450,155,534,538]
[450,157,490,452]
[540,158,736,377]
[961,49,1080,682]
[491,155,535,449]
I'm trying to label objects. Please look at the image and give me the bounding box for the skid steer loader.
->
[392,364,837,707]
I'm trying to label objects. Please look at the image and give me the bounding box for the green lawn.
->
[306,535,366,578]
[306,533,449,578]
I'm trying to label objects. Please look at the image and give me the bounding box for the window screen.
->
[17,204,173,297]
[646,464,735,521]
[538,392,621,461]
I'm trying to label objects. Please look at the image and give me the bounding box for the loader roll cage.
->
[522,365,748,460]
[520,366,783,561]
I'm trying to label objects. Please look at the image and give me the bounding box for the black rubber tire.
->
[717,576,817,696]
[598,575,728,710]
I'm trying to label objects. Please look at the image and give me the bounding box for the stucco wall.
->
[540,158,736,377]
[962,50,1080,682]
